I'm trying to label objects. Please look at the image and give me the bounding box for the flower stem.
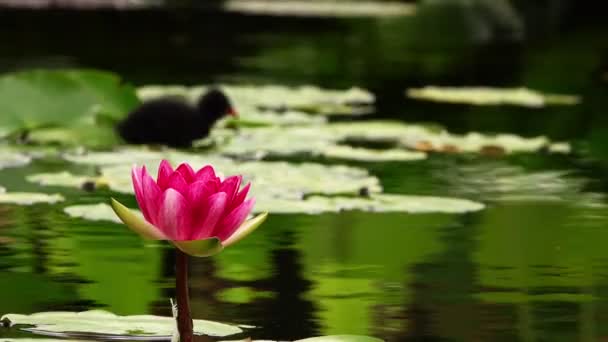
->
[176,249,193,342]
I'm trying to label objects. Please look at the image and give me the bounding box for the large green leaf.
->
[0,69,139,146]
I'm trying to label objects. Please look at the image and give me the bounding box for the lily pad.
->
[215,121,563,158]
[406,86,580,107]
[0,69,139,146]
[63,148,171,166]
[0,192,64,205]
[320,145,426,162]
[58,148,485,214]
[0,150,32,170]
[26,171,93,188]
[224,0,415,18]
[1,310,242,338]
[63,203,143,223]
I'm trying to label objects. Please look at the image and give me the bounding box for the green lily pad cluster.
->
[407,86,580,107]
[19,147,485,215]
[0,69,139,147]
[213,121,568,159]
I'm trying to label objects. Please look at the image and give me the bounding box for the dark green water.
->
[1,2,608,341]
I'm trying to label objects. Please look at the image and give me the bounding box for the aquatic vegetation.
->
[320,145,426,162]
[0,149,32,170]
[223,0,415,18]
[1,310,243,338]
[215,121,568,158]
[27,172,94,188]
[407,86,580,107]
[22,148,485,215]
[0,69,139,146]
[0,192,64,205]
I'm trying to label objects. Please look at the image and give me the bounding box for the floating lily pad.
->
[214,124,428,160]
[0,69,139,146]
[224,0,415,18]
[63,148,171,165]
[63,203,144,223]
[58,148,485,214]
[0,192,64,205]
[548,142,572,154]
[215,121,563,158]
[26,171,93,188]
[0,150,32,170]
[1,310,242,338]
[320,145,426,162]
[406,86,580,107]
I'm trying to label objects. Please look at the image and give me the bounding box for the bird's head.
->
[197,88,238,121]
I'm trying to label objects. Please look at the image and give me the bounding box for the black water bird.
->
[117,89,237,148]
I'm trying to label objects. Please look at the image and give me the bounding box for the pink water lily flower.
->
[110,160,267,257]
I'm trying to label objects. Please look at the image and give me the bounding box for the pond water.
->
[1,2,608,341]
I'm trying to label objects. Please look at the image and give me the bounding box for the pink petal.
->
[131,166,150,221]
[141,166,161,226]
[157,189,191,240]
[157,160,174,190]
[187,180,217,205]
[191,192,227,240]
[176,163,195,183]
[195,165,216,183]
[166,171,189,196]
[220,175,241,204]
[215,198,255,242]
[187,180,218,227]
[231,182,251,210]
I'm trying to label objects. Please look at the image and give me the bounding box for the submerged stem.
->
[176,249,193,342]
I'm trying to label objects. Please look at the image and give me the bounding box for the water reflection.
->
[0,164,607,341]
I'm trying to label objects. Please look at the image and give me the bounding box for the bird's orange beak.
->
[228,107,238,118]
